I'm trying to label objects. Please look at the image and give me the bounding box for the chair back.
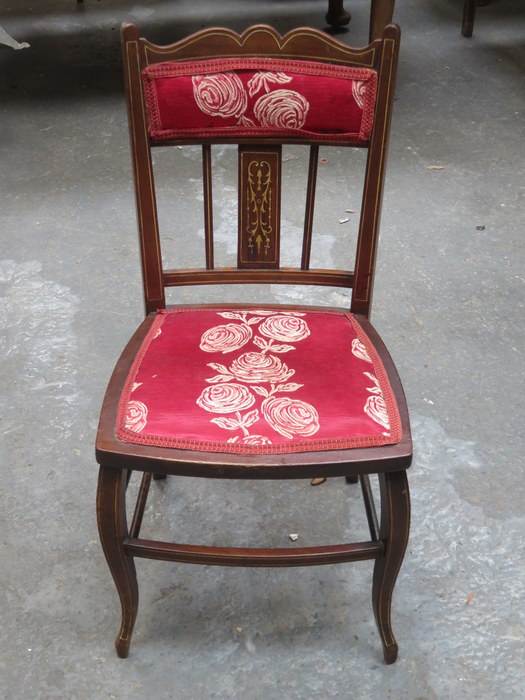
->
[122,23,400,316]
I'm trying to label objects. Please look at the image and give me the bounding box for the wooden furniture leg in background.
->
[462,0,476,36]
[462,0,491,37]
[326,0,351,27]
[370,0,396,41]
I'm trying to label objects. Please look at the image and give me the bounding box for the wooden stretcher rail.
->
[125,538,384,567]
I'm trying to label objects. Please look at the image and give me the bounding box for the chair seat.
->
[115,306,402,456]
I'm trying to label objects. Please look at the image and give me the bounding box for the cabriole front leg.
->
[97,465,139,658]
[372,470,410,664]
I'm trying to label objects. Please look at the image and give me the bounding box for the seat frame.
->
[96,23,412,664]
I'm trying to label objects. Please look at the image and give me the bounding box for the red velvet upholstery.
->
[142,58,377,143]
[117,308,401,454]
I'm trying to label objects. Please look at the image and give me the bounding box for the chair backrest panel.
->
[142,58,377,144]
[121,23,400,316]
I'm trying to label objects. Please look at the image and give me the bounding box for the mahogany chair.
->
[96,22,412,664]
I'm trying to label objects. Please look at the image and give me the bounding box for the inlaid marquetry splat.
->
[238,145,281,269]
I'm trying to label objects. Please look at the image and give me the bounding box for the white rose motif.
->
[200,323,252,354]
[254,89,309,129]
[352,80,367,109]
[229,352,294,384]
[351,338,372,363]
[125,400,148,433]
[259,315,310,343]
[192,73,248,120]
[364,395,390,430]
[197,383,255,414]
[228,435,273,445]
[262,396,320,439]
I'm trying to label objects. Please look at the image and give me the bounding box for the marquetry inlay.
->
[238,146,281,269]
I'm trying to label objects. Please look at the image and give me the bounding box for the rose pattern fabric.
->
[362,371,390,433]
[351,337,372,363]
[125,400,148,433]
[200,322,252,354]
[352,80,367,109]
[196,310,316,442]
[262,396,320,440]
[192,71,310,131]
[254,89,309,129]
[192,73,247,120]
[247,71,292,97]
[118,307,401,453]
[364,395,390,430]
[363,371,382,394]
[197,383,255,414]
[259,315,310,343]
[228,435,273,446]
[196,310,392,441]
[229,352,295,384]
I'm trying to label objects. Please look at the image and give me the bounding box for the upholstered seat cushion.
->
[117,308,401,455]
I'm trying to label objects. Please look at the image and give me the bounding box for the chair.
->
[96,22,412,664]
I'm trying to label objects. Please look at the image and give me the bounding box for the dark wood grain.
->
[125,538,384,567]
[162,267,354,288]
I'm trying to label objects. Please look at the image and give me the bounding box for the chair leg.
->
[462,0,476,36]
[372,470,410,664]
[326,0,351,27]
[97,465,139,658]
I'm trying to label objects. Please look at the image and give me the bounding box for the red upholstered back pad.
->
[142,58,377,143]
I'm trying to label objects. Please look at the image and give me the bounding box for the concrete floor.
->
[1,0,524,697]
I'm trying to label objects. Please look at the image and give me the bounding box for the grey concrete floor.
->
[1,0,524,698]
